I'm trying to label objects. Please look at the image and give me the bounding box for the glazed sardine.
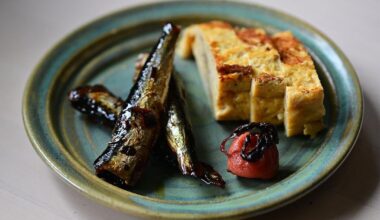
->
[68,85,123,126]
[165,77,225,187]
[136,54,225,186]
[69,63,225,187]
[69,77,225,187]
[92,23,179,187]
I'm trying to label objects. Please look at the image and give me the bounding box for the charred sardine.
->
[68,77,225,187]
[92,23,180,187]
[68,85,123,126]
[165,77,225,187]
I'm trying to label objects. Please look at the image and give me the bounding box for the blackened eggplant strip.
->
[92,23,180,187]
[68,77,225,187]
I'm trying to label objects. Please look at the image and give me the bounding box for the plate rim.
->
[22,0,363,219]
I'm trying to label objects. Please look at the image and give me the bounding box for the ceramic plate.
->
[23,1,362,219]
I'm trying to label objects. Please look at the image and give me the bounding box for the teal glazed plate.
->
[23,1,362,219]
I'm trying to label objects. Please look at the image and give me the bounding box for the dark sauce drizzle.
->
[220,122,279,162]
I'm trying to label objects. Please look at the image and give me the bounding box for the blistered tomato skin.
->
[227,132,279,179]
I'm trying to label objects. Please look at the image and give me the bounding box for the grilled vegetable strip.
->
[93,23,180,187]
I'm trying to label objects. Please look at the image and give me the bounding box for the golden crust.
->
[251,73,285,98]
[179,21,325,137]
[190,21,285,121]
[250,72,286,125]
[190,23,252,120]
[273,32,325,137]
[235,28,272,46]
[272,31,312,65]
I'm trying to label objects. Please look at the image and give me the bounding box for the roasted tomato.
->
[220,122,279,179]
